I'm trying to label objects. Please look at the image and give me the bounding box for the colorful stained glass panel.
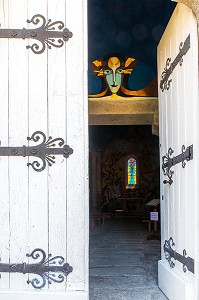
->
[127,158,136,186]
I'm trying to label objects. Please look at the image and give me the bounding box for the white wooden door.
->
[158,3,199,300]
[0,1,88,299]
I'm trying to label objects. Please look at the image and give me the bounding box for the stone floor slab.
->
[89,218,167,300]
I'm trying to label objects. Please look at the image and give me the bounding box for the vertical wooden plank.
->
[172,21,180,254]
[65,0,88,292]
[182,11,198,279]
[27,0,49,289]
[0,0,9,288]
[47,0,67,291]
[176,16,186,258]
[175,21,183,243]
[158,42,169,261]
[8,0,29,289]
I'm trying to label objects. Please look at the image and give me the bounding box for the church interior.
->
[88,1,177,298]
[88,0,176,222]
[89,125,160,218]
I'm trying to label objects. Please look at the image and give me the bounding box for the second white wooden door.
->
[158,3,199,300]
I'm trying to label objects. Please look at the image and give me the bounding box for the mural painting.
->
[89,53,158,98]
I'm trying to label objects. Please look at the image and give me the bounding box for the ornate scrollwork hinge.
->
[163,238,194,274]
[0,131,73,172]
[0,248,73,289]
[162,144,193,185]
[160,34,190,92]
[0,14,73,54]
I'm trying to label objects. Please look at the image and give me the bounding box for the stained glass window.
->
[127,157,136,188]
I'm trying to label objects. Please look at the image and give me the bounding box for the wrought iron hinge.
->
[164,238,194,274]
[0,131,73,172]
[160,34,190,92]
[0,248,73,289]
[0,14,73,54]
[162,144,193,185]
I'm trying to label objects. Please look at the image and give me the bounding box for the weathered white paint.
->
[0,291,88,300]
[0,0,9,289]
[0,0,88,299]
[8,0,30,290]
[158,3,199,299]
[158,261,192,299]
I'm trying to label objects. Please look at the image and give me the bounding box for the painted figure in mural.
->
[89,53,157,98]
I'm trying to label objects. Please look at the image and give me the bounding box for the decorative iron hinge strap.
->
[164,238,194,274]
[0,14,73,54]
[162,144,193,185]
[160,34,190,92]
[0,248,73,289]
[0,131,73,172]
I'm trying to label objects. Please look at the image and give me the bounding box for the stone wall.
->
[90,126,160,213]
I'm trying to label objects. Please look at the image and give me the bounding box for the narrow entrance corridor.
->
[89,218,167,300]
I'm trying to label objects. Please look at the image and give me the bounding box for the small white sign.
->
[150,211,159,221]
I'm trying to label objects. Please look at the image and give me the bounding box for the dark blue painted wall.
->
[88,0,176,94]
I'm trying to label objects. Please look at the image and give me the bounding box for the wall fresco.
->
[89,53,158,97]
